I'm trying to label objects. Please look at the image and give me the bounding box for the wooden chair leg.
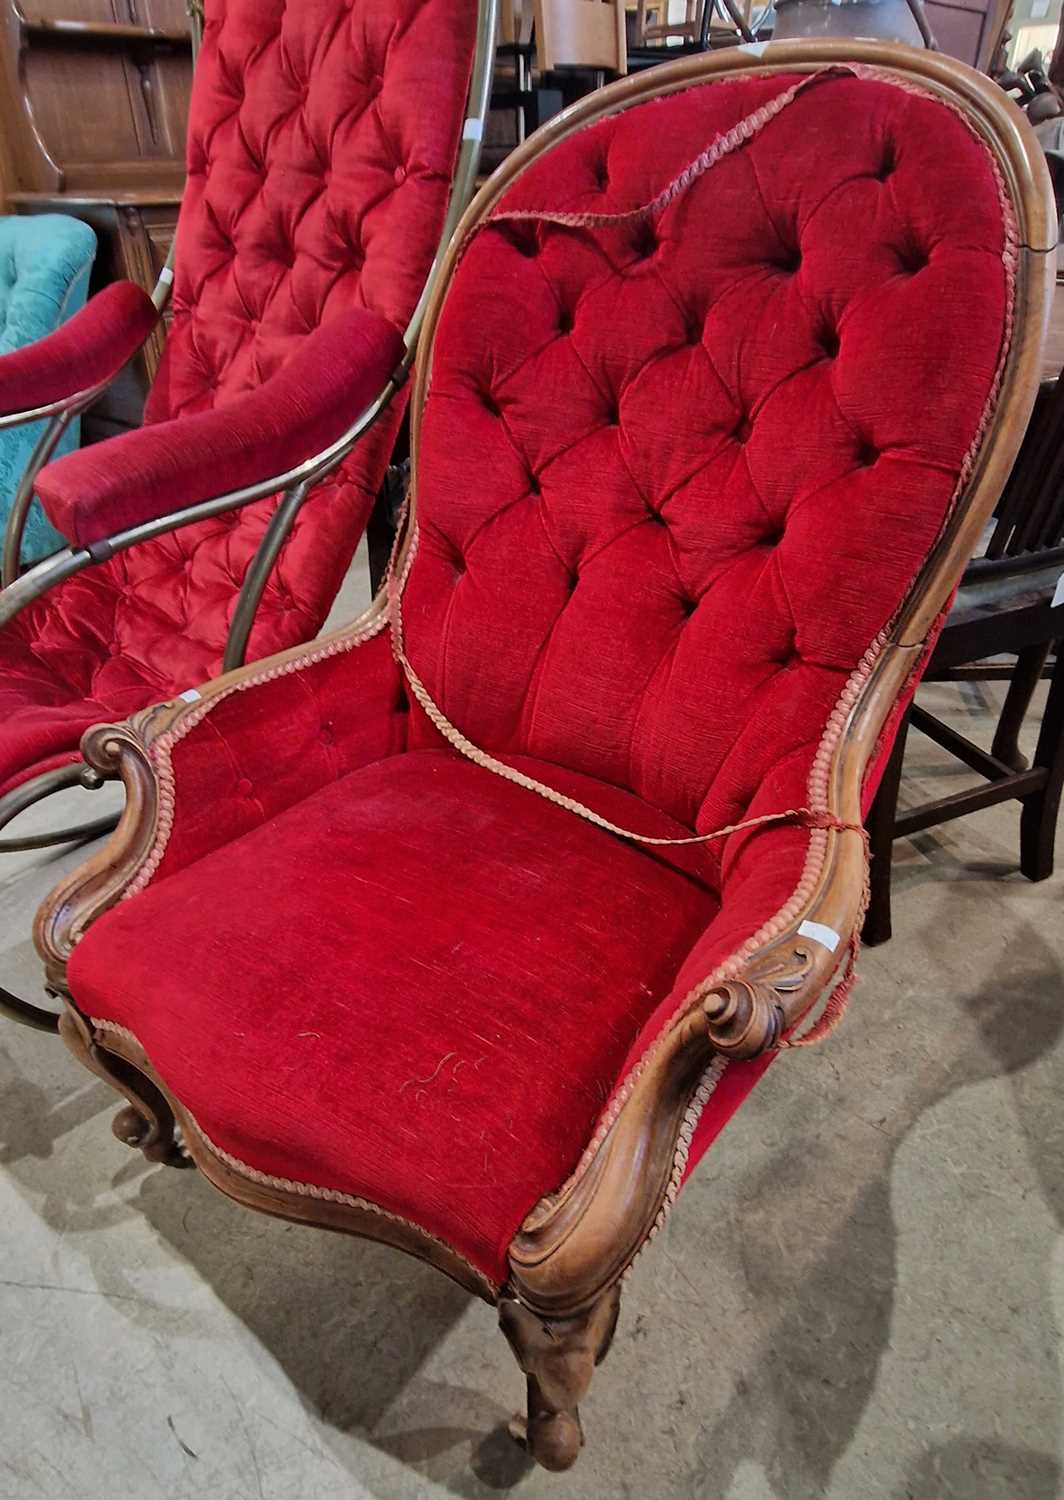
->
[58,1008,192,1169]
[862,707,910,947]
[499,1283,621,1472]
[1020,643,1064,882]
[991,642,1052,771]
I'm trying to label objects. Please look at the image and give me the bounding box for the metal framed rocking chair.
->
[0,0,497,1029]
[32,41,1053,1470]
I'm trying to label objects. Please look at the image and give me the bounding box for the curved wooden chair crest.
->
[0,0,496,1029]
[35,41,1053,1472]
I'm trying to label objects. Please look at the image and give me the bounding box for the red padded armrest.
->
[37,307,407,548]
[0,281,159,418]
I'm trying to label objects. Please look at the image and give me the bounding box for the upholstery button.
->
[876,144,896,181]
[527,474,541,496]
[396,687,409,714]
[632,223,657,258]
[509,224,538,258]
[896,242,929,274]
[557,308,574,335]
[320,722,334,744]
[775,247,801,273]
[394,164,407,185]
[236,777,254,798]
[481,391,501,417]
[820,329,840,359]
[594,160,609,190]
[645,506,666,526]
[733,415,753,444]
[857,443,880,467]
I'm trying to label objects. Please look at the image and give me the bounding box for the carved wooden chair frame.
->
[33,41,1054,1472]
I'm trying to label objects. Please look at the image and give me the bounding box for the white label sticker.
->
[159,265,174,285]
[462,117,483,141]
[798,919,842,954]
[178,688,202,703]
[1052,572,1064,609]
[739,41,769,54]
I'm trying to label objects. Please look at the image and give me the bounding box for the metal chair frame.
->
[0,0,498,1028]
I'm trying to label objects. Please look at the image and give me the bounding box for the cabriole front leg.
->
[499,1284,621,1471]
[57,1007,192,1168]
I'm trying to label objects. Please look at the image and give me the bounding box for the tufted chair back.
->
[77,0,476,700]
[403,62,1017,891]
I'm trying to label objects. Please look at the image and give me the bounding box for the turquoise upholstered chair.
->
[0,215,96,564]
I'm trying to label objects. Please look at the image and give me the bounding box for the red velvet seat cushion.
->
[69,749,718,1285]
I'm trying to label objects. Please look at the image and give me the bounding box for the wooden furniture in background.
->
[864,360,1064,945]
[0,0,191,436]
[924,0,1012,67]
[488,0,627,173]
[537,0,627,71]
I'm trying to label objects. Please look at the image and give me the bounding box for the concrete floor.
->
[1,571,1062,1497]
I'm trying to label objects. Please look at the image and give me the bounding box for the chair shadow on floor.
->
[132,1166,535,1494]
[680,920,1064,1500]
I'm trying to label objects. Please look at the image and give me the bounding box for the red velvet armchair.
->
[36,43,1053,1472]
[0,0,495,1029]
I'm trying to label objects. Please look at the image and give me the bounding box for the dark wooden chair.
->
[864,370,1064,944]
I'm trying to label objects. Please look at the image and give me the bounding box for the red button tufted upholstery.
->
[0,0,477,799]
[404,70,1010,893]
[67,65,1019,1283]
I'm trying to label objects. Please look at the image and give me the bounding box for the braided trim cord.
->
[389,555,862,853]
[90,1018,500,1299]
[488,72,827,233]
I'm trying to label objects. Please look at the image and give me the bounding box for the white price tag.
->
[798,919,842,954]
[462,117,483,141]
[1052,572,1064,609]
[177,688,202,704]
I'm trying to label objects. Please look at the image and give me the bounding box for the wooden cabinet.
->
[925,0,1012,67]
[0,0,191,435]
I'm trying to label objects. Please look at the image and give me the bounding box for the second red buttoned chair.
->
[0,0,493,1028]
[34,41,1053,1474]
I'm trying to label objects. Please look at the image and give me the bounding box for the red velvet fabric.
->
[0,281,157,417]
[38,309,405,547]
[70,750,718,1284]
[67,67,1017,1277]
[0,0,476,798]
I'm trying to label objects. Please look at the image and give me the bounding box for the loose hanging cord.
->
[483,67,846,239]
[387,543,864,854]
[388,543,869,1051]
